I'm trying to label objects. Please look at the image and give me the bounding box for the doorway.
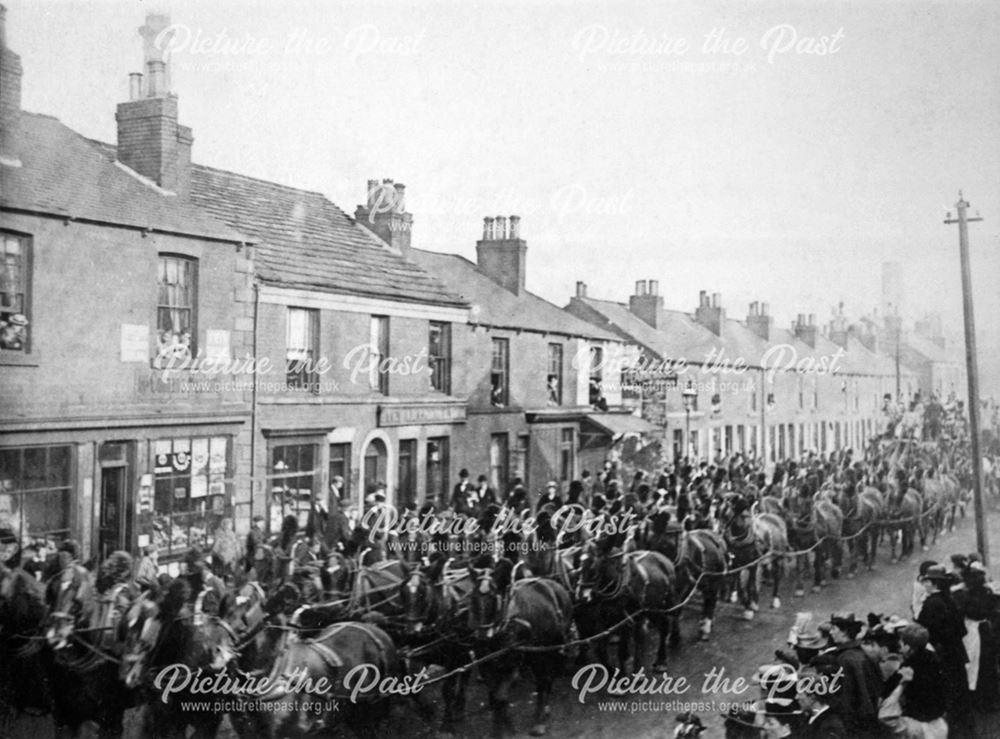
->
[98,442,131,560]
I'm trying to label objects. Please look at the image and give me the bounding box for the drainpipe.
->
[250,280,260,529]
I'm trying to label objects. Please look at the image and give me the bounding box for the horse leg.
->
[699,585,716,641]
[617,621,632,671]
[831,538,843,579]
[652,614,670,672]
[812,548,823,593]
[741,566,756,621]
[441,674,460,735]
[793,552,805,597]
[529,653,560,737]
[769,555,782,609]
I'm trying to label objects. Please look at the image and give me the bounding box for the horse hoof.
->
[743,609,754,621]
[922,546,929,552]
[730,592,739,604]
[750,602,760,612]
[811,585,822,594]
[794,589,805,597]
[529,725,548,737]
[772,598,781,609]
[699,631,711,641]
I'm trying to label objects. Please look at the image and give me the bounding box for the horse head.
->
[467,564,503,639]
[400,565,435,635]
[221,580,267,643]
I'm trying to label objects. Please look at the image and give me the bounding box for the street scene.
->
[2,2,1000,738]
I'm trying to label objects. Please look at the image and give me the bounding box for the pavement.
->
[8,507,1000,738]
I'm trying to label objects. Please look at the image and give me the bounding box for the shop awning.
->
[581,412,660,438]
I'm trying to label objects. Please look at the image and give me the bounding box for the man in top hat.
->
[450,469,473,515]
[822,612,883,738]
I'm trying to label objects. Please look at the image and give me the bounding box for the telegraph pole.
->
[945,192,988,565]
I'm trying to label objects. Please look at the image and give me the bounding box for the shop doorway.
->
[98,442,131,560]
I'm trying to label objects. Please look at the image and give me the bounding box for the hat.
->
[7,313,27,326]
[0,526,16,545]
[673,712,705,737]
[753,663,798,701]
[547,480,558,489]
[459,468,469,478]
[732,497,750,515]
[920,564,958,585]
[252,514,265,523]
[829,611,862,630]
[477,475,488,483]
[365,491,387,504]
[185,546,205,564]
[58,539,80,559]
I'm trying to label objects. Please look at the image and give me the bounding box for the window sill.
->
[0,352,40,367]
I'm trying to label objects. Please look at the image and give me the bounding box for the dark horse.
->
[257,620,403,739]
[399,556,477,736]
[674,528,728,641]
[0,561,52,735]
[839,486,883,574]
[121,578,238,739]
[720,496,788,618]
[575,544,677,672]
[469,566,574,737]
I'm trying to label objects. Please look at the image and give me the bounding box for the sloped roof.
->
[188,166,466,307]
[904,332,961,364]
[0,112,243,242]
[409,248,620,341]
[568,297,709,360]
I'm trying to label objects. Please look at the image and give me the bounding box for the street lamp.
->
[682,380,698,461]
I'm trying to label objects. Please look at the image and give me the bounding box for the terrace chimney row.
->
[695,289,725,336]
[747,300,773,341]
[793,313,818,348]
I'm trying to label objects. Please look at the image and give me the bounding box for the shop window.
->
[429,321,451,394]
[157,254,197,360]
[426,437,449,504]
[547,343,563,405]
[0,233,31,352]
[490,433,509,494]
[149,437,230,557]
[491,338,509,407]
[371,316,390,395]
[286,307,319,392]
[268,442,317,532]
[0,445,71,545]
[328,443,351,504]
[398,440,417,510]
[559,428,575,483]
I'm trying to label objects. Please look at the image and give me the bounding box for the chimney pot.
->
[635,280,647,296]
[366,179,380,209]
[393,183,406,213]
[711,292,720,307]
[699,290,707,306]
[762,302,769,316]
[495,215,508,239]
[808,313,815,326]
[128,72,143,101]
[146,60,166,97]
[483,216,495,240]
[648,279,659,296]
[576,281,587,298]
[509,215,521,239]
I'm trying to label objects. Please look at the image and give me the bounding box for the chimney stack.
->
[0,3,24,164]
[794,313,818,348]
[355,178,413,253]
[629,278,663,328]
[695,289,725,336]
[115,14,192,197]
[575,281,587,298]
[476,214,527,294]
[747,300,773,341]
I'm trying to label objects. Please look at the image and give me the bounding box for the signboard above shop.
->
[378,403,467,427]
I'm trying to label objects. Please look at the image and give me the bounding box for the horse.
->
[785,494,843,595]
[883,485,924,562]
[44,551,138,739]
[575,544,677,672]
[399,556,476,735]
[674,528,728,641]
[719,496,788,618]
[120,577,238,739]
[839,486,883,574]
[257,620,403,739]
[468,567,574,737]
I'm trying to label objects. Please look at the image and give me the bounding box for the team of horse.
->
[0,438,974,738]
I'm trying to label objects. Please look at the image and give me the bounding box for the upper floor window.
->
[491,337,509,407]
[1,233,31,351]
[589,345,607,410]
[286,307,319,392]
[429,321,451,394]
[371,316,390,395]
[547,343,563,405]
[157,255,197,359]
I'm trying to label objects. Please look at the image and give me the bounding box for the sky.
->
[8,0,1000,393]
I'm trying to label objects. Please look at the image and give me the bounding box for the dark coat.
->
[450,481,473,515]
[901,646,947,722]
[323,508,352,553]
[825,641,883,733]
[917,589,969,711]
[800,707,848,739]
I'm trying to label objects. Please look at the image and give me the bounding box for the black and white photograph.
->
[1,1,999,737]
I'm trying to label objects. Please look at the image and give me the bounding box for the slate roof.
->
[187,166,467,307]
[409,248,620,341]
[1,112,243,242]
[566,297,709,359]
[903,332,960,364]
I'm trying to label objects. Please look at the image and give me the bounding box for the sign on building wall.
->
[120,323,149,362]
[205,329,231,360]
[378,403,467,427]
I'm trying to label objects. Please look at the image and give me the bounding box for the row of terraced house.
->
[0,10,965,564]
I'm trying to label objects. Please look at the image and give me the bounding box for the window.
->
[150,437,231,557]
[560,428,575,483]
[491,338,509,407]
[589,346,606,408]
[363,439,388,498]
[750,386,757,412]
[328,443,351,504]
[286,307,319,391]
[513,434,529,490]
[269,442,317,532]
[0,445,71,545]
[397,440,417,510]
[0,233,30,351]
[157,255,197,359]
[490,434,509,494]
[428,322,451,394]
[547,343,563,405]
[426,437,450,504]
[798,376,804,409]
[371,316,390,395]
